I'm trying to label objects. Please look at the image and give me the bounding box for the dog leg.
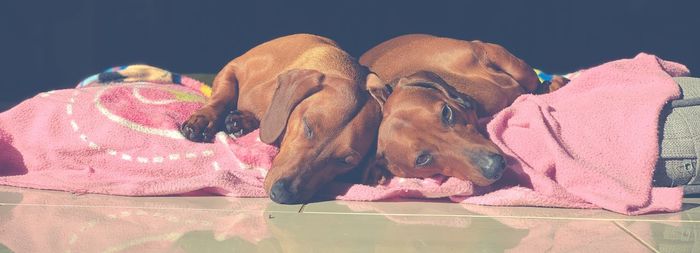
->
[224,110,259,137]
[180,64,240,142]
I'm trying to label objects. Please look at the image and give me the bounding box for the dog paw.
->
[548,75,570,93]
[362,164,394,186]
[224,110,259,137]
[180,108,220,142]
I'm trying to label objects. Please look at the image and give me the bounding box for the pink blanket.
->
[0,83,277,197]
[0,53,688,215]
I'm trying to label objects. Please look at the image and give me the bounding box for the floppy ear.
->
[398,71,480,113]
[366,73,392,111]
[475,41,541,92]
[259,69,324,144]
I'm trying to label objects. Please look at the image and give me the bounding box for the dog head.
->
[367,71,506,186]
[362,40,545,186]
[260,69,381,204]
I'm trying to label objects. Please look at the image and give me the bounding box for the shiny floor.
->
[0,186,698,253]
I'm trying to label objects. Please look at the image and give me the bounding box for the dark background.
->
[1,0,699,110]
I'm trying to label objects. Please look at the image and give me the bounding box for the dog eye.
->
[415,152,433,167]
[441,104,454,125]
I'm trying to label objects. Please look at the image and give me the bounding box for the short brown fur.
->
[181,34,381,203]
[361,34,561,185]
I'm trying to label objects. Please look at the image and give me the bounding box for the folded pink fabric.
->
[0,54,688,215]
[481,53,687,215]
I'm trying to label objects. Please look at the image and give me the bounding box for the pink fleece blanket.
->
[0,83,277,197]
[0,53,688,215]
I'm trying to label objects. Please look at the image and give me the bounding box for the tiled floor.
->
[0,186,698,252]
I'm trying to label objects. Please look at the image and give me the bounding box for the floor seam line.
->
[613,221,660,253]
[297,210,700,223]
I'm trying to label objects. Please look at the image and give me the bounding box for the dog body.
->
[181,34,381,204]
[361,34,542,186]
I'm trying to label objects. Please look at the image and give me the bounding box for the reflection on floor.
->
[0,186,698,252]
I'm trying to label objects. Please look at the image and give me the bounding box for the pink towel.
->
[0,54,688,215]
[481,53,687,215]
[0,83,277,197]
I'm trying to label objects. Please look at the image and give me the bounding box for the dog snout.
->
[269,179,301,204]
[473,152,506,180]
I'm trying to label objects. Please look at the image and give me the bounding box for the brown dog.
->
[180,34,381,204]
[361,34,563,186]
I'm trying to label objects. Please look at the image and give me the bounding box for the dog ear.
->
[398,71,481,113]
[474,41,541,93]
[259,69,324,144]
[366,73,392,111]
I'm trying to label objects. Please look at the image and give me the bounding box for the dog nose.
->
[269,179,301,204]
[476,153,506,180]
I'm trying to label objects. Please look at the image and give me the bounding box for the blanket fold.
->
[475,53,688,215]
